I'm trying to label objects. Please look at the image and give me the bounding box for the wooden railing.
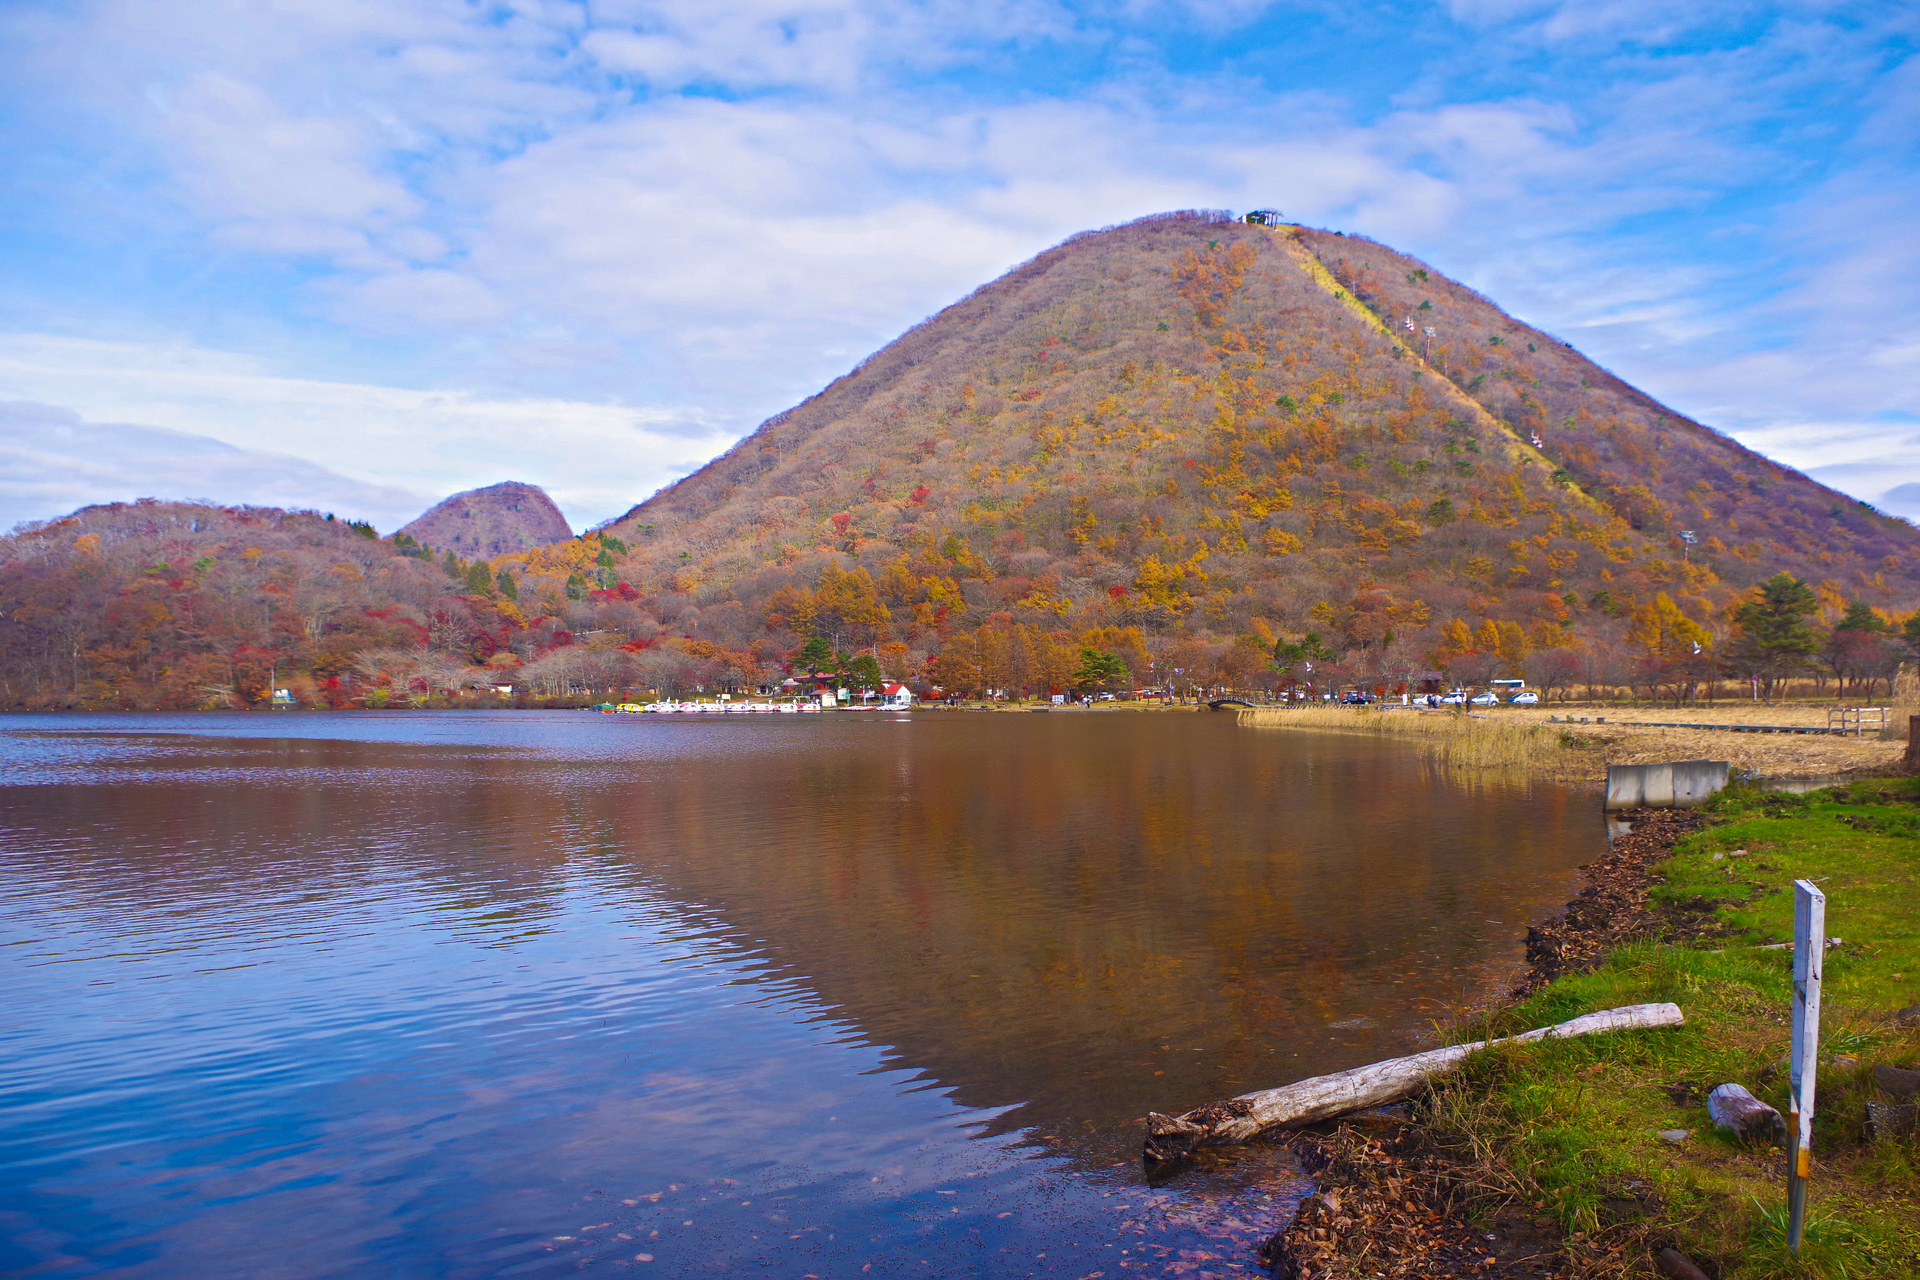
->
[1827,707,1889,736]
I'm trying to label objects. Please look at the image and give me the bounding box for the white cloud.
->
[0,401,431,531]
[0,0,1915,528]
[0,335,734,528]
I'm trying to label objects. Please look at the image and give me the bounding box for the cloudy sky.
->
[1,0,1915,533]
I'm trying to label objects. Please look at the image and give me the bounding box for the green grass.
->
[1418,778,1920,1277]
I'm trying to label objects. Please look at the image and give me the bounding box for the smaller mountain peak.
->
[398,482,570,559]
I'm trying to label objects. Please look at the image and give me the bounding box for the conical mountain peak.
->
[599,212,1915,664]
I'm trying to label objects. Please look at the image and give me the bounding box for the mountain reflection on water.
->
[0,711,1601,1278]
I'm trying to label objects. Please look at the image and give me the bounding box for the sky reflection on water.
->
[0,710,1602,1277]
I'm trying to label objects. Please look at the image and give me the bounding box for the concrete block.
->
[1605,760,1728,810]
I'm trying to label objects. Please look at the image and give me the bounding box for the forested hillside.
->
[4,213,1915,709]
[0,501,768,709]
[592,211,1919,695]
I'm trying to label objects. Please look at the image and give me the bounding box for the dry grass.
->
[1879,670,1919,742]
[1531,702,1879,728]
[1237,705,1591,780]
[1508,705,1907,779]
[1239,702,1912,784]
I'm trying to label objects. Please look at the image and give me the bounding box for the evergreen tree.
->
[496,570,519,601]
[1072,648,1129,694]
[844,653,885,690]
[1272,631,1335,668]
[1724,573,1822,701]
[465,561,494,595]
[1834,600,1888,632]
[794,635,835,673]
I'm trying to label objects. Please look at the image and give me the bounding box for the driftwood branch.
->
[1144,1002,1684,1163]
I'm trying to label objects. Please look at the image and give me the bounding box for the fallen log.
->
[1143,1002,1683,1163]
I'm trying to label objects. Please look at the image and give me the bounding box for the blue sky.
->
[1,0,1915,531]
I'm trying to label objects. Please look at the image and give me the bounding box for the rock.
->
[1891,1003,1920,1027]
[1707,1083,1786,1144]
[1657,1129,1692,1145]
[1874,1064,1920,1099]
[1867,1099,1918,1142]
[1657,1247,1711,1280]
[1830,1054,1859,1071]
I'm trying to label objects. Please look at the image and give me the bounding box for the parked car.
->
[1339,691,1375,705]
[1439,690,1469,705]
[1469,692,1500,706]
[1508,690,1540,706]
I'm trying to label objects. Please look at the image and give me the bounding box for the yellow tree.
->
[1429,618,1476,667]
[812,563,889,645]
[762,584,818,636]
[878,640,914,681]
[927,634,980,695]
[1629,593,1711,658]
[1494,620,1529,668]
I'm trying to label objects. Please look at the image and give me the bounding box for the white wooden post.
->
[1787,879,1826,1253]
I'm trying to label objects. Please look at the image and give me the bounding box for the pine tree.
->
[844,654,885,690]
[794,635,835,673]
[1834,600,1888,632]
[1072,648,1129,694]
[1725,573,1822,701]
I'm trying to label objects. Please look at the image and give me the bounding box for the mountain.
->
[398,481,571,559]
[593,211,1918,681]
[5,214,1916,711]
[0,500,463,708]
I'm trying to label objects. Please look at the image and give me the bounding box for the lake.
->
[0,709,1602,1278]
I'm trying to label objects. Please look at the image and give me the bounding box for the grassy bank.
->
[1410,778,1920,1278]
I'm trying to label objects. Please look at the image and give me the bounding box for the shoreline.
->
[1253,776,1920,1279]
[1252,810,1709,1280]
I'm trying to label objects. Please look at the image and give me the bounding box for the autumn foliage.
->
[585,212,1919,693]
[6,213,1919,706]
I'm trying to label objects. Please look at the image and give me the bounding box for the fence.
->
[1827,707,1888,736]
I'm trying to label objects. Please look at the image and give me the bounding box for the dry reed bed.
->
[1237,704,1910,783]
[1237,706,1592,781]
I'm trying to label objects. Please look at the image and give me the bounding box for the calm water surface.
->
[0,710,1603,1278]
